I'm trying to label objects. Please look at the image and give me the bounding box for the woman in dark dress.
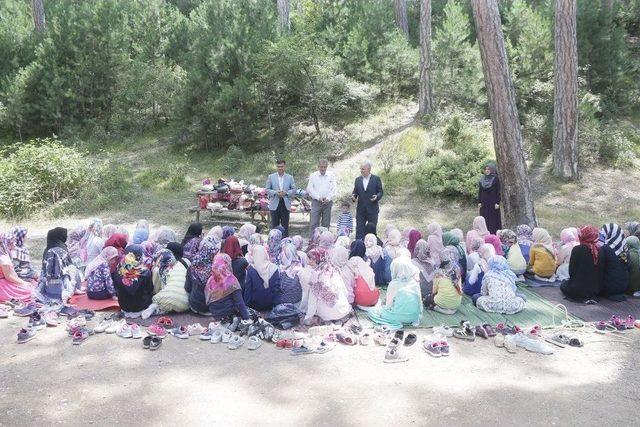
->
[221,235,249,287]
[560,225,604,302]
[478,164,502,235]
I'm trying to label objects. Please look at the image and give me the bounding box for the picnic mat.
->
[69,294,120,311]
[355,286,575,329]
[522,276,562,288]
[529,286,640,322]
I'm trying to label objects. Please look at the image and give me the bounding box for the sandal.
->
[475,325,489,339]
[158,317,173,328]
[625,315,635,329]
[610,315,625,331]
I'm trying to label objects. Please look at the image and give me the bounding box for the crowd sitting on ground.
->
[2,216,640,327]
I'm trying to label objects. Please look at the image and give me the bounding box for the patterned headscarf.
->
[0,232,15,256]
[117,245,148,293]
[10,226,27,248]
[291,235,304,251]
[102,224,117,239]
[443,231,465,260]
[560,228,579,245]
[191,236,221,283]
[155,226,177,246]
[205,254,241,304]
[222,226,235,241]
[426,234,444,266]
[207,226,223,241]
[267,229,283,263]
[318,230,336,249]
[307,227,327,252]
[484,255,517,285]
[280,242,302,279]
[579,225,600,264]
[516,224,533,245]
[601,223,625,256]
[435,246,461,283]
[238,223,257,246]
[497,229,517,245]
[85,247,119,278]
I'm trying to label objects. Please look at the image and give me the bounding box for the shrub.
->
[223,145,245,176]
[598,127,634,168]
[379,140,402,174]
[415,139,491,200]
[0,138,90,218]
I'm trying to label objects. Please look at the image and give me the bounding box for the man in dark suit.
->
[351,160,384,240]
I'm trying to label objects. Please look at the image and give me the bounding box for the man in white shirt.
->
[306,159,336,233]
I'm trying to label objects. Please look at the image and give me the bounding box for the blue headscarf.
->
[133,228,149,245]
[484,255,517,291]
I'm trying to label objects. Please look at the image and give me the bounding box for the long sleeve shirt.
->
[306,171,337,201]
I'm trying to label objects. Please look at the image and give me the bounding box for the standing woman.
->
[478,164,502,234]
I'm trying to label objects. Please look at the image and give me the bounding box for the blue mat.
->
[522,276,562,288]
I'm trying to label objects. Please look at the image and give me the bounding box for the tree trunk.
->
[277,0,290,34]
[395,0,409,38]
[552,0,579,179]
[31,0,46,33]
[418,0,434,116]
[470,0,537,228]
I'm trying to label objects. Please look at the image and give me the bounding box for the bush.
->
[415,138,491,200]
[598,127,634,168]
[71,161,136,214]
[0,138,90,218]
[223,145,245,176]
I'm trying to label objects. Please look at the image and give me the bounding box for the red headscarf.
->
[579,225,599,264]
[104,233,128,269]
[222,235,243,260]
[407,230,422,257]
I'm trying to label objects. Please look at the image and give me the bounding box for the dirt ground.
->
[1,316,638,427]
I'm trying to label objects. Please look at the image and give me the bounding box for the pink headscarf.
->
[318,231,336,249]
[407,230,422,257]
[205,254,241,304]
[466,230,481,254]
[473,216,489,237]
[560,228,579,245]
[484,234,504,256]
[427,222,443,238]
[426,235,444,266]
[85,247,119,277]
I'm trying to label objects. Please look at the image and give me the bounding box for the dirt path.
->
[1,318,638,426]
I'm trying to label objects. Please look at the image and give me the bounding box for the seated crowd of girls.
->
[0,217,638,329]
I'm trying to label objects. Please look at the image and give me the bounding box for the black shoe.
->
[394,330,404,341]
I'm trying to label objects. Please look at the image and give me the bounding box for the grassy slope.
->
[2,101,640,256]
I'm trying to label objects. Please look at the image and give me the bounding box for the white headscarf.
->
[238,223,257,246]
[208,226,223,241]
[473,216,489,237]
[348,256,376,291]
[85,246,118,277]
[336,235,351,250]
[250,244,278,287]
[364,233,383,263]
[384,229,410,259]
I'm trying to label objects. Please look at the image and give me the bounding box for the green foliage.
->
[415,117,492,200]
[0,138,89,218]
[432,0,484,108]
[223,145,245,175]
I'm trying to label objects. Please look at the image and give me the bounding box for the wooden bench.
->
[189,206,308,224]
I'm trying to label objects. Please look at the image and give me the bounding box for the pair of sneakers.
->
[116,322,142,339]
[422,335,450,357]
[28,313,46,330]
[384,338,409,363]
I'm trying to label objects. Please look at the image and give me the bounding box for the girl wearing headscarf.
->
[349,240,366,259]
[243,245,279,311]
[384,229,411,260]
[85,247,119,300]
[330,246,355,303]
[464,243,495,297]
[427,222,443,239]
[560,225,605,302]
[306,227,327,252]
[478,164,502,234]
[556,228,579,281]
[102,224,117,240]
[237,223,257,255]
[407,229,422,257]
[427,247,462,314]
[80,218,104,265]
[0,233,33,303]
[318,230,336,250]
[104,233,128,260]
[400,227,415,249]
[336,235,351,250]
[624,221,640,239]
[113,245,154,318]
[206,254,250,320]
[383,223,397,243]
[37,227,82,303]
[625,236,640,297]
[267,229,283,264]
[476,256,526,314]
[221,226,235,242]
[465,229,481,255]
[10,226,38,281]
[185,236,220,315]
[411,239,437,299]
[275,243,303,306]
[450,229,466,253]
[600,223,629,300]
[132,227,149,245]
[426,235,444,267]
[298,247,351,324]
[365,233,389,286]
[182,223,203,262]
[67,227,85,266]
[207,225,223,241]
[365,223,383,246]
[348,256,379,307]
[222,235,249,286]
[484,234,504,256]
[152,243,191,314]
[367,256,422,329]
[527,228,557,280]
[465,237,485,272]
[292,235,309,267]
[516,224,534,263]
[472,216,490,238]
[154,226,177,246]
[498,229,526,276]
[443,231,467,282]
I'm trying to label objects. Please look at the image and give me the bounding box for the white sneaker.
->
[94,319,112,333]
[210,329,223,344]
[228,335,244,350]
[130,323,142,339]
[141,303,158,320]
[513,333,553,355]
[106,319,125,334]
[503,335,517,353]
[432,325,454,337]
[221,330,232,343]
[187,323,205,336]
[633,291,640,298]
[116,323,133,338]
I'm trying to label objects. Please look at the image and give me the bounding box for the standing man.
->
[265,159,297,237]
[351,160,383,240]
[306,159,337,233]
